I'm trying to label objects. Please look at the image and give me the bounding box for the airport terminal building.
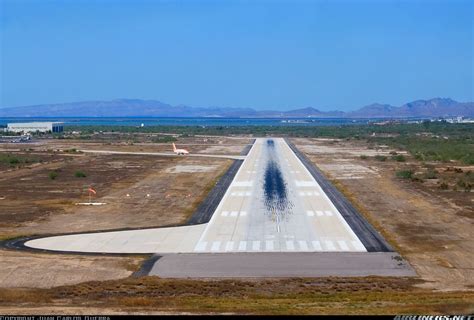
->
[7,122,64,133]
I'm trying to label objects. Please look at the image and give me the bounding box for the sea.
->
[0,117,373,127]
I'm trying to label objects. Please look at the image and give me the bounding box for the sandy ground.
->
[0,138,240,288]
[19,136,254,155]
[0,136,473,314]
[0,250,143,289]
[292,137,474,291]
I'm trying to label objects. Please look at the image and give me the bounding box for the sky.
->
[0,0,472,111]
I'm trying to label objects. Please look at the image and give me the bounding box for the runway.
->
[23,138,371,254]
[192,138,367,253]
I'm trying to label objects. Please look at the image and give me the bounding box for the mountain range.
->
[1,98,472,118]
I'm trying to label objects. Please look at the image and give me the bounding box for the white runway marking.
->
[265,240,274,251]
[312,241,322,250]
[234,181,253,187]
[338,240,349,251]
[230,192,252,197]
[286,241,295,251]
[324,241,336,251]
[211,241,221,252]
[295,181,318,187]
[24,138,369,254]
[194,242,207,252]
[225,241,234,252]
[298,240,309,251]
[252,241,261,251]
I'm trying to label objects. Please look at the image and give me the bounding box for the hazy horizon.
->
[0,96,472,113]
[1,0,472,110]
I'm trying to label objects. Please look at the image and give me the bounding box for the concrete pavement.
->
[25,138,369,254]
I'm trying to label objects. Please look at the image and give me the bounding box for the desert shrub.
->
[360,155,368,160]
[74,170,87,178]
[396,170,413,179]
[439,181,449,190]
[411,175,424,183]
[456,178,472,192]
[1,154,40,167]
[49,171,58,180]
[374,155,387,161]
[393,154,406,162]
[152,135,177,143]
[8,157,19,164]
[423,169,438,179]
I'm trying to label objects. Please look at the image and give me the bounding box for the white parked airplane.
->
[173,143,189,155]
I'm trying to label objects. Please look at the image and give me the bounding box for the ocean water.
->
[0,117,370,127]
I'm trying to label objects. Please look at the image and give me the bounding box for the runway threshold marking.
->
[312,241,322,250]
[338,240,349,251]
[225,241,234,252]
[194,242,207,252]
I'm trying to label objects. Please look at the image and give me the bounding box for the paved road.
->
[149,252,416,277]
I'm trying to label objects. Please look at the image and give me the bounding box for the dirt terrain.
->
[16,135,254,155]
[0,135,473,314]
[292,137,474,292]
[0,276,472,315]
[0,137,246,288]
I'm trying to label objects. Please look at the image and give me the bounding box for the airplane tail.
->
[172,143,177,152]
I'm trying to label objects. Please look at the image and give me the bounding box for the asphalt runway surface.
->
[22,138,386,254]
[149,252,416,277]
[286,139,392,252]
[6,137,415,277]
[193,138,368,253]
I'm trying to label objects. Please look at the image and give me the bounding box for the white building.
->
[7,122,64,133]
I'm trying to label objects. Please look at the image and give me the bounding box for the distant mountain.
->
[347,98,473,118]
[281,107,345,118]
[1,97,472,118]
[346,103,398,118]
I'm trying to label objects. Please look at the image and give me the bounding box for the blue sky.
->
[0,0,472,111]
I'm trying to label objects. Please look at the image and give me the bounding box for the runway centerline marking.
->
[24,138,370,254]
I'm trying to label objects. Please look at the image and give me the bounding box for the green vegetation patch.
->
[396,170,414,179]
[74,170,87,178]
[151,135,177,143]
[61,122,473,164]
[48,171,58,180]
[0,153,41,167]
[392,154,406,162]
